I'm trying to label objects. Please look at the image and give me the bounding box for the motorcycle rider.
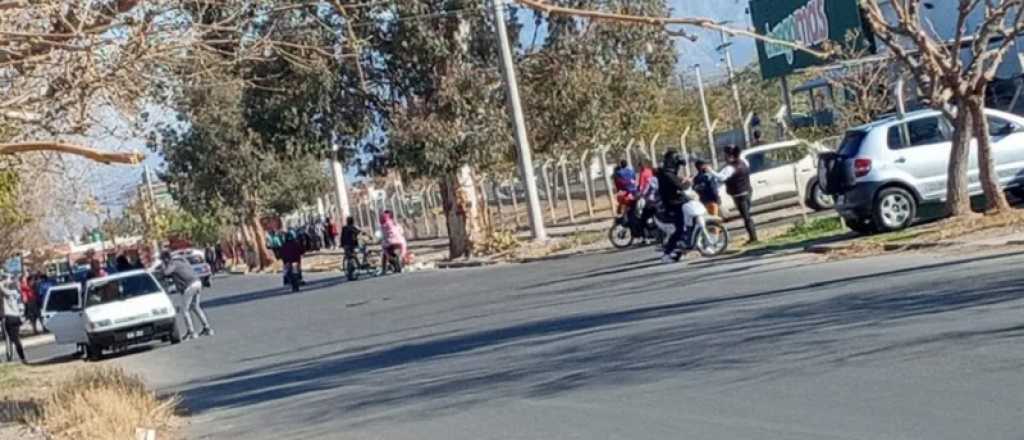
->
[280,231,305,286]
[656,150,691,263]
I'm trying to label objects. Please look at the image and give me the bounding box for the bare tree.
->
[862,0,1024,216]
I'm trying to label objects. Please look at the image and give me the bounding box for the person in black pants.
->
[718,145,758,244]
[2,283,27,363]
[656,150,691,263]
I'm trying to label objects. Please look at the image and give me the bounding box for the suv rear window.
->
[837,131,866,157]
[888,116,951,149]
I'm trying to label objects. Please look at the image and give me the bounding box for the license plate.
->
[126,330,147,339]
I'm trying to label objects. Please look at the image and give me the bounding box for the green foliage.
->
[758,216,844,248]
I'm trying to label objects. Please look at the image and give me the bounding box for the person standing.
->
[717,145,758,244]
[19,274,40,335]
[328,218,340,249]
[1,278,27,363]
[692,159,722,217]
[323,218,336,249]
[160,251,213,340]
[656,150,690,263]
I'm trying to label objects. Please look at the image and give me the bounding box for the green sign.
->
[749,0,872,79]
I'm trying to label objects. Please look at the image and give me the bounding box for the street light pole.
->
[329,144,351,220]
[719,29,748,147]
[493,0,546,240]
[695,64,718,169]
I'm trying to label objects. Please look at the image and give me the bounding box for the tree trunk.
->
[440,165,484,259]
[247,213,274,269]
[968,97,1011,213]
[946,104,974,217]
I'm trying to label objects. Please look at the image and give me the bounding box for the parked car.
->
[716,140,835,216]
[43,270,180,360]
[819,108,1024,232]
[172,249,212,287]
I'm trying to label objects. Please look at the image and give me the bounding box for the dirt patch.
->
[0,363,182,440]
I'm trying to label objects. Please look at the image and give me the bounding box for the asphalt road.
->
[28,246,1024,439]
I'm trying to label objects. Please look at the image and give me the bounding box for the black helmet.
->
[662,149,685,171]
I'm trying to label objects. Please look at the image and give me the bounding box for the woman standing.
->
[19,274,40,334]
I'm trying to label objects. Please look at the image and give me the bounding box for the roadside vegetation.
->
[0,364,179,440]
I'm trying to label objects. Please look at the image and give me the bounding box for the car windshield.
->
[85,273,162,307]
[185,255,204,265]
[837,130,866,158]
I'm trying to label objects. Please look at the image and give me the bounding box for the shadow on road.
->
[175,250,1024,431]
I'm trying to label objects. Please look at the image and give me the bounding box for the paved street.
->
[30,247,1024,439]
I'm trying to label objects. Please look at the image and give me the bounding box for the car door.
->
[761,144,811,202]
[985,112,1024,188]
[886,116,953,201]
[744,148,796,205]
[42,284,87,345]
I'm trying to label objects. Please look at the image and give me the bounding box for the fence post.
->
[492,178,505,228]
[507,180,521,227]
[681,126,692,178]
[625,138,635,168]
[559,154,576,224]
[649,133,661,164]
[542,159,557,223]
[599,145,616,216]
[579,149,595,218]
[420,190,433,237]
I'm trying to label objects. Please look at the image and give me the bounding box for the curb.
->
[435,260,499,269]
[806,239,1023,254]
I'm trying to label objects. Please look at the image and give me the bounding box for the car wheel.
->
[844,217,876,235]
[170,322,182,345]
[85,343,102,361]
[806,179,835,211]
[873,187,917,232]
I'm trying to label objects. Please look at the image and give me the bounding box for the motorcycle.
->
[608,210,664,249]
[284,262,302,292]
[608,199,665,249]
[653,200,730,257]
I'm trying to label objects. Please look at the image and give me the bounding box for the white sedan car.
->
[716,140,834,216]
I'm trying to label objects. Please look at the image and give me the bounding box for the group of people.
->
[613,145,759,264]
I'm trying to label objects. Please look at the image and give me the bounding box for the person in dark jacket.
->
[656,150,690,263]
[716,145,758,243]
[160,251,212,339]
[692,159,722,217]
[280,232,305,286]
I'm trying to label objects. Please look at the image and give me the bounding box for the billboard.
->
[750,0,872,79]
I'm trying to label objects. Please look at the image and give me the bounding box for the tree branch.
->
[515,0,831,59]
[0,142,144,165]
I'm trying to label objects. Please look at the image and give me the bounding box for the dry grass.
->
[0,365,180,440]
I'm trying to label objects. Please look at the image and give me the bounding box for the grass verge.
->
[0,364,179,440]
[753,217,846,250]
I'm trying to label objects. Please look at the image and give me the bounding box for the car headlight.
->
[151,307,170,316]
[89,319,112,330]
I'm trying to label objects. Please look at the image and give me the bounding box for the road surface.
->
[30,246,1024,439]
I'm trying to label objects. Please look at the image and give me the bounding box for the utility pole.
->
[493,0,546,240]
[718,29,748,147]
[694,64,718,169]
[329,144,351,220]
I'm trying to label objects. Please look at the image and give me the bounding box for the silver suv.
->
[819,108,1024,232]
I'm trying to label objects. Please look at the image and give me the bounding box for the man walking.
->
[160,251,213,340]
[718,145,758,244]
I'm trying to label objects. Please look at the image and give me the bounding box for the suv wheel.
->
[845,217,876,234]
[806,179,835,211]
[873,187,917,232]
